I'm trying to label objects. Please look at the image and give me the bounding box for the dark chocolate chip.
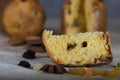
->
[67,43,77,50]
[23,50,36,59]
[40,64,49,71]
[73,19,80,27]
[82,41,87,47]
[55,65,67,74]
[40,64,67,74]
[18,60,31,68]
[47,65,55,73]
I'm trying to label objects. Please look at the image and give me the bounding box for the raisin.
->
[18,61,31,68]
[82,41,87,47]
[23,50,36,59]
[67,43,77,50]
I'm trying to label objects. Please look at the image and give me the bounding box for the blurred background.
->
[39,0,120,33]
[0,0,120,34]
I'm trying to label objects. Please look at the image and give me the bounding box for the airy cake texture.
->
[61,0,107,34]
[42,30,112,66]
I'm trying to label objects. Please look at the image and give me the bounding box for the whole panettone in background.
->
[3,0,45,45]
[61,0,107,34]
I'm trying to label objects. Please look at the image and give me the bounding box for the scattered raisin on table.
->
[22,50,36,59]
[18,60,31,68]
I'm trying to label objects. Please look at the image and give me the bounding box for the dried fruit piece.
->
[23,50,36,59]
[112,67,120,74]
[84,68,92,78]
[92,69,107,76]
[67,43,77,50]
[82,41,87,47]
[69,67,120,78]
[33,63,43,71]
[68,68,85,76]
[104,71,118,78]
[18,60,31,68]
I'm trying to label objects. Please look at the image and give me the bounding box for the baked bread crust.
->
[43,30,112,66]
[61,0,107,34]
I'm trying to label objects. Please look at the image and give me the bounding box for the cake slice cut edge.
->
[42,30,113,67]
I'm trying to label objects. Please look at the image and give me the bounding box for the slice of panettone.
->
[42,30,112,66]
